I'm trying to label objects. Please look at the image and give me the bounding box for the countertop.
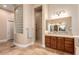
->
[45,32,79,38]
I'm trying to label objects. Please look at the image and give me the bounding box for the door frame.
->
[34,5,42,45]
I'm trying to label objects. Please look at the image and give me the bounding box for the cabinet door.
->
[45,36,51,48]
[65,38,74,54]
[57,37,65,51]
[51,36,57,49]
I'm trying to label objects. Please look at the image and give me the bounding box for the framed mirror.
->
[46,17,72,35]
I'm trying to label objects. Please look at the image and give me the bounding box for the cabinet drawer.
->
[65,38,74,41]
[65,44,74,48]
[65,47,74,54]
[65,38,74,54]
[65,41,74,45]
[65,38,74,45]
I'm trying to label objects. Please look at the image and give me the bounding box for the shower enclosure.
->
[14,5,34,47]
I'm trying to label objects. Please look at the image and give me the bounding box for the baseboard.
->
[13,42,34,48]
[0,39,9,43]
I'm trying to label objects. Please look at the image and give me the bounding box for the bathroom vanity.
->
[45,17,75,54]
[45,35,74,54]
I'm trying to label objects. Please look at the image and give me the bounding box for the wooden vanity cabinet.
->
[51,36,57,49]
[57,37,65,51]
[45,36,51,48]
[45,36,74,54]
[64,38,74,54]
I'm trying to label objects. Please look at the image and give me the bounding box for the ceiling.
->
[0,4,19,12]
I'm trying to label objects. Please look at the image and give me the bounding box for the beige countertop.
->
[45,32,79,38]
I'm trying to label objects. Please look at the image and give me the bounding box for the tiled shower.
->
[14,5,34,47]
[15,5,23,33]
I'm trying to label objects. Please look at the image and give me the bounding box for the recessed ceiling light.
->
[3,5,7,7]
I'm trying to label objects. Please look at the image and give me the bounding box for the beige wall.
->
[78,5,79,35]
[0,9,13,41]
[75,5,79,54]
[23,4,34,42]
[42,5,48,47]
[47,4,79,35]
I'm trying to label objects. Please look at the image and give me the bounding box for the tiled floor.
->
[0,40,70,55]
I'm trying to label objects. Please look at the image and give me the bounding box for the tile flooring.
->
[0,40,70,55]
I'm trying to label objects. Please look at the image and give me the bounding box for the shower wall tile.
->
[15,5,23,33]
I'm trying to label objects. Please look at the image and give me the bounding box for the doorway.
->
[34,6,42,45]
[8,20,14,40]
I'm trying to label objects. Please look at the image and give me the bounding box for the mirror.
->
[54,25,58,31]
[59,24,66,31]
[46,17,72,35]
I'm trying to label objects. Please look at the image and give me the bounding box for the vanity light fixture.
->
[50,9,69,19]
[56,9,65,16]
